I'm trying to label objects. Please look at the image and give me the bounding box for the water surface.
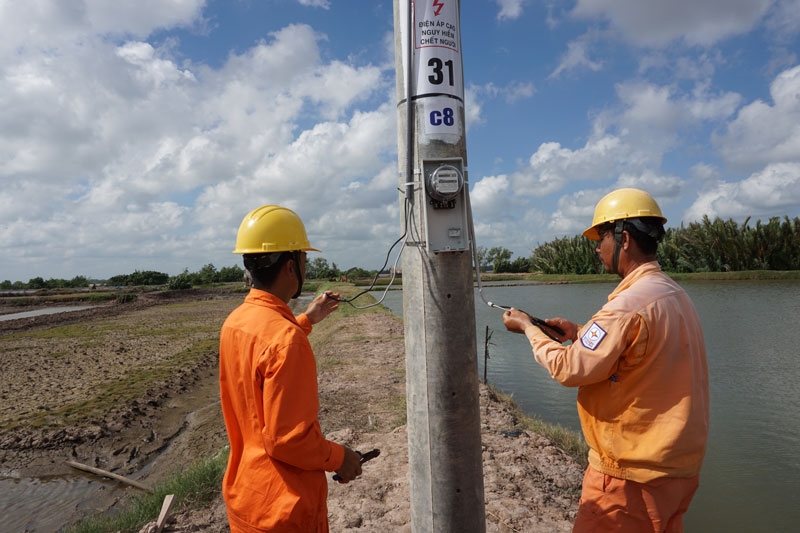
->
[0,305,96,322]
[376,280,800,532]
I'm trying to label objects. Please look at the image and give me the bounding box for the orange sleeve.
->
[295,313,313,335]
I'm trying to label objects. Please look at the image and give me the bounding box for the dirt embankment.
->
[0,288,581,532]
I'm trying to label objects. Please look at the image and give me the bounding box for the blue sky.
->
[2,0,799,282]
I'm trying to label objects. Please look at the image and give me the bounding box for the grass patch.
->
[487,385,589,468]
[387,394,407,427]
[67,451,227,533]
[315,354,345,371]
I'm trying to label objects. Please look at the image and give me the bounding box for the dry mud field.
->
[0,288,581,532]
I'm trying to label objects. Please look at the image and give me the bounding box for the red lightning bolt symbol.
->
[433,0,444,16]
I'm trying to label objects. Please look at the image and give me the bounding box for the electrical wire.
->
[463,183,503,312]
[331,196,412,309]
[334,2,418,311]
[464,186,566,340]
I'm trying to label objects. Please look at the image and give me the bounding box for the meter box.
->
[421,158,469,252]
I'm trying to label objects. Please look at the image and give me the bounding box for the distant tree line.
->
[3,215,796,289]
[531,215,800,275]
[305,257,375,280]
[475,246,532,273]
[0,275,93,291]
[1,258,379,291]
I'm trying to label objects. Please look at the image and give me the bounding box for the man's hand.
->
[503,309,577,343]
[305,291,340,325]
[334,446,362,484]
[544,317,578,343]
[502,308,533,334]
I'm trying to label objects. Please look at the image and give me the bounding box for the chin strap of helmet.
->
[612,220,624,275]
[291,250,303,299]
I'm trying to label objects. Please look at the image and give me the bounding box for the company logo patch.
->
[581,322,607,351]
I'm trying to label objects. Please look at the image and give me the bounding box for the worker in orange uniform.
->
[503,188,709,532]
[220,205,362,532]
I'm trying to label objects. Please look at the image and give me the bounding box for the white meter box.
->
[422,158,469,253]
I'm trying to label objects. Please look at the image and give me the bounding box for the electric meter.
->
[426,164,464,208]
[420,159,469,252]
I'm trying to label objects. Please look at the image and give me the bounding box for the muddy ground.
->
[0,288,582,532]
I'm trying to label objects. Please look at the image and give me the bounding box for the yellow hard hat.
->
[583,188,667,240]
[233,205,320,254]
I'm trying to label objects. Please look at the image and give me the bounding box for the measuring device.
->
[487,303,566,342]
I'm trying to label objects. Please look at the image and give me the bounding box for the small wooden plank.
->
[156,494,176,532]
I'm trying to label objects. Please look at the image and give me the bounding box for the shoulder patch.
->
[580,322,607,351]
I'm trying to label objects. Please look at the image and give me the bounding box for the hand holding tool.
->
[333,448,380,481]
[490,303,566,341]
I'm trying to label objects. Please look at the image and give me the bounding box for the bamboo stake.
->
[66,460,153,493]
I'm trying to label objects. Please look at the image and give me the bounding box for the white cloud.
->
[0,0,205,60]
[83,0,206,36]
[690,162,722,183]
[548,188,599,236]
[549,38,604,78]
[570,0,772,47]
[470,175,512,213]
[464,80,535,137]
[765,0,800,39]
[471,81,536,104]
[614,171,684,207]
[503,77,740,220]
[297,0,331,9]
[116,41,196,88]
[614,80,741,129]
[294,60,386,120]
[496,0,527,21]
[713,65,800,170]
[464,85,485,129]
[0,9,398,279]
[685,162,800,221]
[547,171,684,237]
[512,136,630,196]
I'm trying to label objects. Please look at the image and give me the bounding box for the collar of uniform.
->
[609,261,662,300]
[244,288,296,321]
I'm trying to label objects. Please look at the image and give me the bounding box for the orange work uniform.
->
[219,289,345,532]
[527,262,709,530]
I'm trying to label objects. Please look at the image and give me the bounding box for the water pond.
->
[376,280,800,532]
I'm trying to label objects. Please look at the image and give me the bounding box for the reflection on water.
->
[376,280,800,533]
[0,305,96,321]
[0,474,121,532]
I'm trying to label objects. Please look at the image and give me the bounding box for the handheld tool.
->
[489,303,566,342]
[333,448,380,481]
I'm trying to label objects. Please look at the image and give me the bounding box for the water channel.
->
[375,280,800,533]
[0,306,97,322]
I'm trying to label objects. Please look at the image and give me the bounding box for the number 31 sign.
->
[413,1,464,137]
[414,0,463,100]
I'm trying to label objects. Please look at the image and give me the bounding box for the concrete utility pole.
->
[393,1,486,531]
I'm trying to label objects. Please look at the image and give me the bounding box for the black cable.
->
[331,197,412,308]
[465,186,565,341]
[332,5,418,310]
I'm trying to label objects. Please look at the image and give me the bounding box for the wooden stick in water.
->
[66,460,154,493]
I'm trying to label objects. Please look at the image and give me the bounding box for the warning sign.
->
[413,0,463,100]
[416,3,459,52]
